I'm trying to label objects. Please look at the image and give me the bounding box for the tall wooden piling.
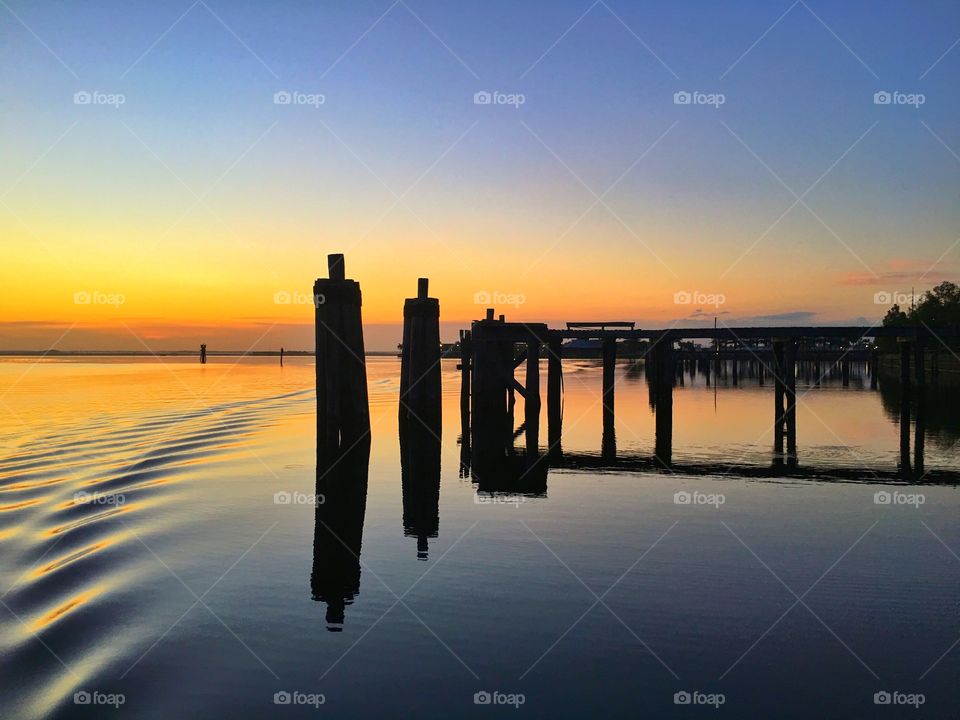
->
[399,278,441,427]
[547,336,563,455]
[602,338,616,441]
[200,344,207,364]
[772,340,785,456]
[315,254,370,458]
[459,329,471,440]
[897,339,912,479]
[525,337,540,451]
[470,314,510,463]
[784,339,797,462]
[654,337,674,467]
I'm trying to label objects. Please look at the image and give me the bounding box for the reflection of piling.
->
[312,436,370,631]
[315,254,370,458]
[200,344,207,364]
[401,412,441,561]
[870,349,878,389]
[400,278,441,427]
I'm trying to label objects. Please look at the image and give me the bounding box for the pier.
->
[459,311,960,486]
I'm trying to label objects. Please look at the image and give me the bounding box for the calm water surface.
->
[1,357,958,718]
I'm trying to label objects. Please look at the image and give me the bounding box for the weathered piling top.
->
[403,277,439,315]
[314,254,362,305]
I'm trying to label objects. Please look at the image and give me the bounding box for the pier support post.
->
[899,339,912,387]
[784,339,797,463]
[525,337,541,452]
[459,330,471,449]
[772,340,785,457]
[399,278,441,427]
[602,338,616,454]
[654,337,674,467]
[547,336,563,456]
[841,358,850,387]
[897,339,912,479]
[200,344,207,364]
[470,314,510,464]
[315,254,370,459]
[870,349,878,390]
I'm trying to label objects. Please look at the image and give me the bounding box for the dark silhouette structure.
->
[459,311,959,482]
[315,254,370,460]
[400,409,441,560]
[399,278,441,429]
[311,436,370,631]
[199,344,207,364]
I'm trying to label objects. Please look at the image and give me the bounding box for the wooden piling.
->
[772,340,785,456]
[200,344,207,364]
[899,340,912,387]
[315,254,370,458]
[459,330,471,432]
[470,316,509,461]
[547,336,563,454]
[784,339,797,462]
[602,338,616,431]
[654,337,673,467]
[525,338,540,451]
[399,278,441,427]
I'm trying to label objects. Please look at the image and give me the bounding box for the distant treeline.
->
[881,281,960,351]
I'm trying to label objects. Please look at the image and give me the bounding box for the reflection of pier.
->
[459,313,958,482]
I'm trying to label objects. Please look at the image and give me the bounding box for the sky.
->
[1,0,958,351]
